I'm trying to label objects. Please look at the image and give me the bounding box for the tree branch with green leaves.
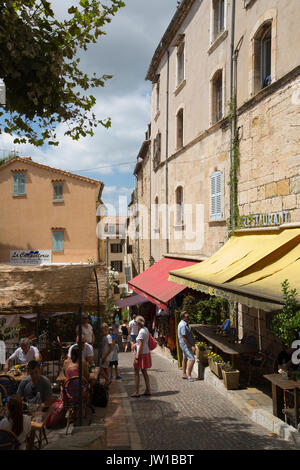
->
[0,0,125,146]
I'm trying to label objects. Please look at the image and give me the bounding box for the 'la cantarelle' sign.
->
[241,210,290,228]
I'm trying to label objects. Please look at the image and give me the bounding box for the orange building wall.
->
[0,159,101,264]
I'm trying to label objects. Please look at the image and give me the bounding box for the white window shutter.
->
[210,171,222,220]
[215,171,222,218]
[210,174,216,219]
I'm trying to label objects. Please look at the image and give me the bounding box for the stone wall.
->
[238,76,300,223]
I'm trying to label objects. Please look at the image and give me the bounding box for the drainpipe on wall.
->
[165,50,170,254]
[149,136,152,266]
[135,174,140,274]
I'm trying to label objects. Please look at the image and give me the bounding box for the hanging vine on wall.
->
[227,96,241,237]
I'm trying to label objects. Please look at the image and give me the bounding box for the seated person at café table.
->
[17,360,53,411]
[0,395,31,450]
[62,345,89,382]
[4,338,40,372]
[67,335,94,365]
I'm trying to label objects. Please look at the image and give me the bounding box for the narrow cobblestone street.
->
[117,351,297,451]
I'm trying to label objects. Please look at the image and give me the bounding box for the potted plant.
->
[222,362,240,390]
[208,352,224,378]
[195,341,209,365]
[291,370,300,382]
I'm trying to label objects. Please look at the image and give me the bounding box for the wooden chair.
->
[0,375,18,398]
[0,429,20,450]
[247,351,268,386]
[62,376,89,435]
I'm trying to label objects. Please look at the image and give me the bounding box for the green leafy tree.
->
[0,0,125,146]
[0,317,21,341]
[104,268,119,324]
[271,280,300,346]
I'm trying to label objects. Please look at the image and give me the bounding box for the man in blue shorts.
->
[177,311,196,382]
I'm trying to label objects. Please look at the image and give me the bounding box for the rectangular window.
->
[127,245,133,254]
[111,260,123,272]
[52,230,64,252]
[114,280,120,294]
[156,80,160,113]
[212,0,225,42]
[177,42,185,85]
[153,132,161,168]
[53,183,63,202]
[12,173,26,196]
[111,243,122,253]
[176,109,184,148]
[210,171,223,220]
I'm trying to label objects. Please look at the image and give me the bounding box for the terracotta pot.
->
[222,369,240,390]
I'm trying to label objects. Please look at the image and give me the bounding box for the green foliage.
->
[196,341,208,351]
[181,295,229,325]
[227,96,241,235]
[197,296,229,325]
[104,268,119,324]
[0,317,21,341]
[271,280,300,347]
[0,0,125,146]
[222,361,235,372]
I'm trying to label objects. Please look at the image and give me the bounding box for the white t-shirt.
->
[9,346,39,364]
[68,342,94,361]
[1,414,31,450]
[129,320,139,336]
[101,334,113,363]
[76,324,94,344]
[136,327,150,354]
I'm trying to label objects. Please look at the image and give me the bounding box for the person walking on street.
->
[177,311,196,382]
[109,336,122,380]
[76,314,95,346]
[99,324,114,386]
[121,319,130,352]
[131,315,151,398]
[129,314,139,352]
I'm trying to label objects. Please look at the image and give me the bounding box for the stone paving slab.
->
[112,350,299,450]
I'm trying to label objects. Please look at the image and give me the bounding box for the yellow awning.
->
[168,227,300,311]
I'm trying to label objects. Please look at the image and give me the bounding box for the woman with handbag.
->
[131,315,152,398]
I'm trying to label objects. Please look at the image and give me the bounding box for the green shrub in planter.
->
[221,362,240,390]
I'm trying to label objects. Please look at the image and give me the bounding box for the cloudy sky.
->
[0,0,177,213]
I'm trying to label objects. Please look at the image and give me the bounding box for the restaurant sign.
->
[241,210,290,229]
[10,250,52,265]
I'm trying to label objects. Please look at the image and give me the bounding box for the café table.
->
[264,374,300,425]
[0,370,28,384]
[191,324,258,369]
[27,409,51,450]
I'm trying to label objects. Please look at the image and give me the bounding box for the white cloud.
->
[0,0,177,208]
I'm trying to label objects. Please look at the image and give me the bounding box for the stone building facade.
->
[138,0,300,263]
[132,0,300,350]
[0,156,103,264]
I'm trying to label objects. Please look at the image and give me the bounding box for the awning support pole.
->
[78,305,83,426]
[94,267,101,367]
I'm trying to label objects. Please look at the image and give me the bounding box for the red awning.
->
[128,257,198,310]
